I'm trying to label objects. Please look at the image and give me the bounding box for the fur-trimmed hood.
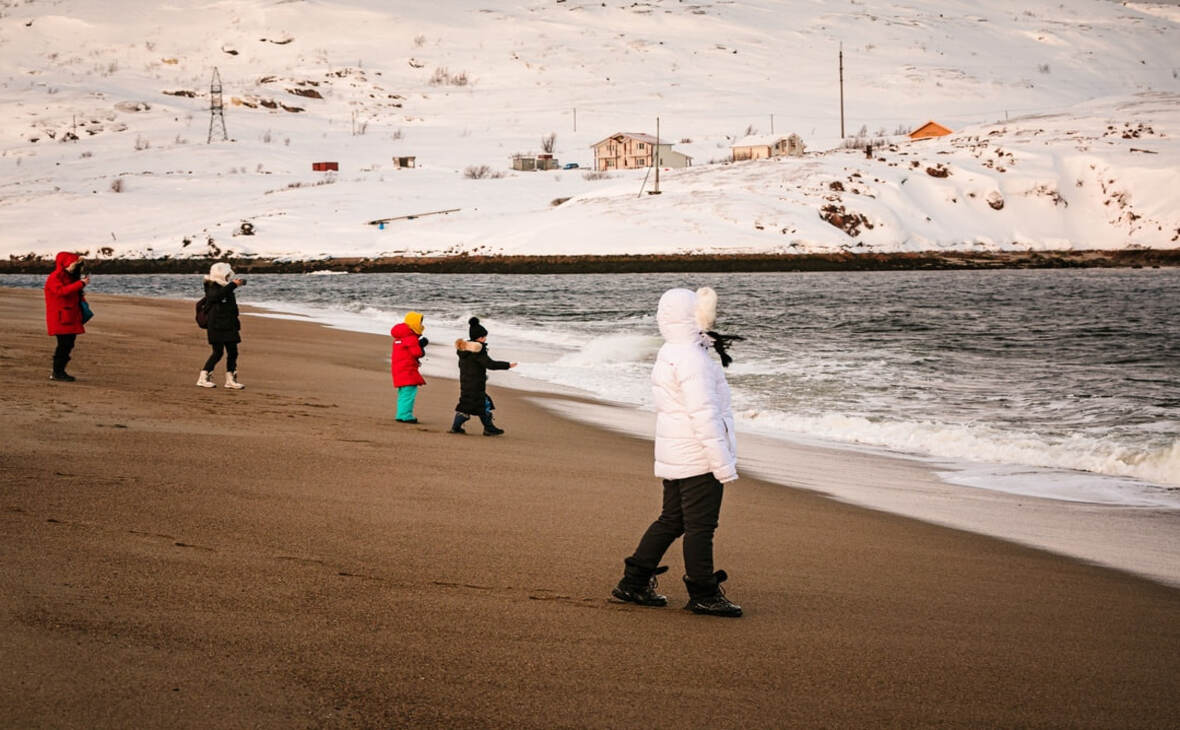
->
[205,262,234,285]
[657,287,718,345]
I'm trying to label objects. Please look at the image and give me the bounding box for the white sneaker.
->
[196,370,216,388]
[225,371,245,390]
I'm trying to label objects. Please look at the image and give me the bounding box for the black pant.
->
[53,334,76,373]
[626,472,724,586]
[203,342,238,373]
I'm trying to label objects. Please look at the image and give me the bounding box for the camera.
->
[237,277,247,285]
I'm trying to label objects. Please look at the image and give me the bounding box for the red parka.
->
[44,251,87,336]
[390,322,426,387]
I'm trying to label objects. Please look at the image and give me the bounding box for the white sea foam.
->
[735,409,1180,492]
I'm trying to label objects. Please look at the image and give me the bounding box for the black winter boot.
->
[684,570,742,617]
[50,355,74,382]
[480,411,504,436]
[611,564,669,607]
[450,412,469,434]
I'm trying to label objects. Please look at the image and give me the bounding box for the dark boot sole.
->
[685,605,743,618]
[610,587,667,607]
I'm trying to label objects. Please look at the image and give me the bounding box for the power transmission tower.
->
[838,42,845,139]
[208,67,228,143]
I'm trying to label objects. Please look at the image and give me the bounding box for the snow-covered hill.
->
[1,0,1178,260]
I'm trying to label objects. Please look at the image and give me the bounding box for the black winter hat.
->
[468,316,488,340]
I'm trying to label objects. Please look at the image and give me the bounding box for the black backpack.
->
[195,296,210,329]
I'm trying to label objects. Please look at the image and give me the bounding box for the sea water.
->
[5,269,1177,505]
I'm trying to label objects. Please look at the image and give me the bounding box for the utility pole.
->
[838,42,845,140]
[770,113,774,135]
[207,67,228,143]
[573,106,577,132]
[653,116,661,195]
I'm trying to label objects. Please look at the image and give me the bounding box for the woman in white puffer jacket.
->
[611,287,743,618]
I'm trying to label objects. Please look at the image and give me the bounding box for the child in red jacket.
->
[390,312,428,423]
[43,251,91,381]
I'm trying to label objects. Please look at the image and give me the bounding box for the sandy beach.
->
[2,287,1178,728]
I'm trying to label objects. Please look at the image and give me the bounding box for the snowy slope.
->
[0,0,1177,259]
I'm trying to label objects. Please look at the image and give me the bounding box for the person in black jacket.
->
[196,262,247,389]
[451,317,516,435]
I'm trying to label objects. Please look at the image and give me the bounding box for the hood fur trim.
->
[695,287,717,330]
[455,339,484,352]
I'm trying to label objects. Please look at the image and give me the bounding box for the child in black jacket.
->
[452,317,517,435]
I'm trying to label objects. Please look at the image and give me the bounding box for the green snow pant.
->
[396,385,419,421]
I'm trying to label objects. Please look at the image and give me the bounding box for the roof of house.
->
[590,132,660,147]
[909,121,953,138]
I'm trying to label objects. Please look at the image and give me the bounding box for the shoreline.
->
[2,288,1178,726]
[2,248,1179,274]
[9,284,1180,585]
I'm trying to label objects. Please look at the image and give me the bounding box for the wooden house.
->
[392,156,416,169]
[591,132,692,171]
[311,161,339,172]
[731,133,805,162]
[909,121,952,140]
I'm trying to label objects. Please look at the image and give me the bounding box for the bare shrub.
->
[110,178,124,192]
[134,135,150,150]
[582,170,611,180]
[840,125,884,150]
[391,128,403,140]
[1037,63,1051,74]
[892,123,911,135]
[413,34,426,47]
[540,132,556,153]
[679,137,692,144]
[430,67,469,86]
[464,164,504,179]
[262,129,272,143]
[80,151,93,158]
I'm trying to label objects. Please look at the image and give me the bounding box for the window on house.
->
[638,143,646,150]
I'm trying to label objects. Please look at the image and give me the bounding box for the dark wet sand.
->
[1,287,1177,728]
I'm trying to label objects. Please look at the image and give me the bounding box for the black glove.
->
[417,336,429,348]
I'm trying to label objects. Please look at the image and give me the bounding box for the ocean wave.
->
[736,409,1180,488]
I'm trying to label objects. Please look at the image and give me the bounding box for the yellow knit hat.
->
[404,311,424,335]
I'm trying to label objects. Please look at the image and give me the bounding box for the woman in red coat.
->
[390,311,428,423]
[43,251,90,381]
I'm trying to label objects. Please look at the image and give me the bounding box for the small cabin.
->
[731,133,805,162]
[312,161,338,172]
[511,153,561,171]
[392,156,416,169]
[909,121,952,140]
